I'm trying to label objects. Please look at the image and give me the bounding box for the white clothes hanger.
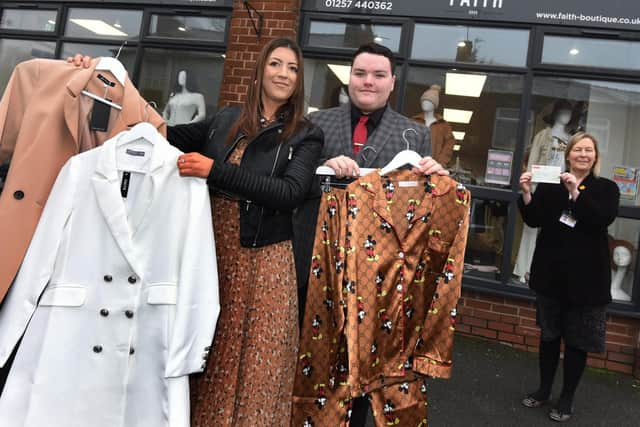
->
[315,165,376,176]
[81,90,122,110]
[117,122,164,146]
[379,128,422,176]
[95,56,127,87]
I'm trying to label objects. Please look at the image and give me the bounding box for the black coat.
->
[167,106,324,249]
[518,174,620,306]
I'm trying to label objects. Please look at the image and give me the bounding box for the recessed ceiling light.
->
[452,131,466,140]
[374,36,383,43]
[457,41,466,47]
[445,72,487,98]
[569,48,580,55]
[443,108,473,124]
[47,20,56,25]
[178,26,187,32]
[453,144,461,151]
[328,64,351,85]
[70,19,128,37]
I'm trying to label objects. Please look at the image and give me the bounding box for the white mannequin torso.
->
[163,89,206,126]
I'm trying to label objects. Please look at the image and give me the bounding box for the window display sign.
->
[485,149,513,186]
[612,165,639,201]
[304,0,640,31]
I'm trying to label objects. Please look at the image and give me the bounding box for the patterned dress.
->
[190,138,299,427]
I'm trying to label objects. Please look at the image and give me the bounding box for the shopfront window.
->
[304,57,399,114]
[59,43,137,73]
[0,38,55,92]
[542,35,640,71]
[148,14,226,42]
[510,76,640,286]
[411,24,529,67]
[64,8,143,41]
[307,20,401,52]
[137,49,225,126]
[402,67,524,184]
[465,198,508,282]
[1,9,57,32]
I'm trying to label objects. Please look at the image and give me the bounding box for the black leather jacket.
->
[167,106,324,248]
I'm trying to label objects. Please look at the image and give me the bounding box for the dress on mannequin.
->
[513,100,573,283]
[162,70,206,126]
[411,85,456,166]
[611,243,633,301]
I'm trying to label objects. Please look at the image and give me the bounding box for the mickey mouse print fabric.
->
[292,170,471,426]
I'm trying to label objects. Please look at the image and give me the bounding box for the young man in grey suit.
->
[309,42,446,177]
[295,42,448,426]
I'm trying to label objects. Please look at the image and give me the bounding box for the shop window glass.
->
[304,57,398,114]
[402,66,524,186]
[411,24,529,67]
[148,15,226,42]
[464,198,508,281]
[60,43,137,74]
[65,8,142,41]
[1,9,57,32]
[0,38,55,94]
[137,48,225,126]
[542,35,640,71]
[307,20,401,52]
[527,77,640,207]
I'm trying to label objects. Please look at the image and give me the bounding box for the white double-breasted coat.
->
[0,131,219,426]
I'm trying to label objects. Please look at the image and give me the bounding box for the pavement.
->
[364,335,640,426]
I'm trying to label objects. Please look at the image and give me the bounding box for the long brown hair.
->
[564,131,600,176]
[227,38,307,144]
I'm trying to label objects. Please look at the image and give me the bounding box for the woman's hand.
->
[177,153,214,178]
[519,172,533,194]
[66,54,92,68]
[519,172,533,205]
[560,172,581,200]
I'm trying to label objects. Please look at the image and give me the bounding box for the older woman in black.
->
[518,132,619,422]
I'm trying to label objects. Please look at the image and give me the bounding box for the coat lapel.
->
[91,136,165,280]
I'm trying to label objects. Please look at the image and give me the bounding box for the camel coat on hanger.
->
[0,58,166,303]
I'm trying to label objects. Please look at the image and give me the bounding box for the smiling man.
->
[309,42,443,178]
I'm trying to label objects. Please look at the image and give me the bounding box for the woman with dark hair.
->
[166,38,323,426]
[518,132,619,422]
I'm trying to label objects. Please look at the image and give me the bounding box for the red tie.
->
[353,115,369,155]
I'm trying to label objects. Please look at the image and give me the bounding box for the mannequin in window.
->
[513,100,573,283]
[412,84,456,167]
[610,239,634,302]
[162,70,206,126]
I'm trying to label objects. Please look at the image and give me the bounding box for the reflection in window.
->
[608,217,639,302]
[308,21,401,52]
[403,67,523,186]
[1,9,57,32]
[304,58,398,114]
[0,39,55,92]
[465,198,508,282]
[149,15,226,42]
[542,35,640,71]
[138,49,225,125]
[411,24,529,67]
[531,78,640,207]
[60,43,137,75]
[65,8,142,40]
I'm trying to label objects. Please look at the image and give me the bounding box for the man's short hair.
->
[351,43,396,74]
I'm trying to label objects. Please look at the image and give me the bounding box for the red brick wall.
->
[219,0,302,107]
[457,290,640,377]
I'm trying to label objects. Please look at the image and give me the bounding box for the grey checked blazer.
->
[308,102,432,168]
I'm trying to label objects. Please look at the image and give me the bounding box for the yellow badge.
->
[579,185,586,190]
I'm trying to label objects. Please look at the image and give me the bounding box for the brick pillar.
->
[218,0,302,107]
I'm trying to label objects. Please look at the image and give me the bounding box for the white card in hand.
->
[531,165,561,184]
